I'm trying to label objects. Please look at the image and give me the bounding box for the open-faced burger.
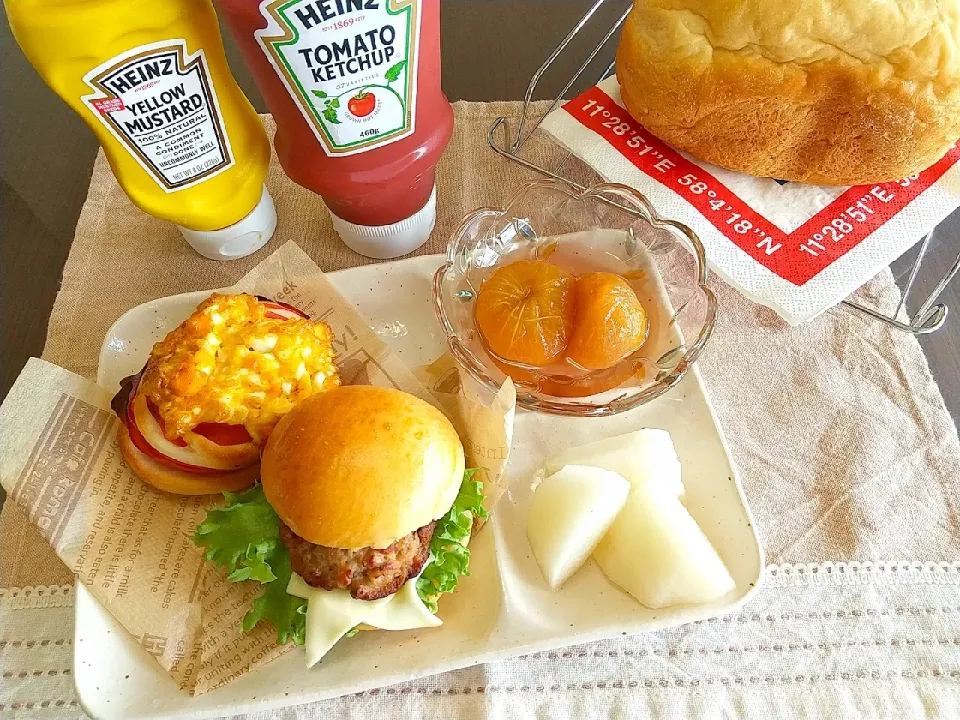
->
[111,293,340,495]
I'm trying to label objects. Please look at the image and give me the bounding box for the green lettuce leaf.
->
[241,546,306,646]
[416,469,488,613]
[193,485,280,583]
[193,485,306,645]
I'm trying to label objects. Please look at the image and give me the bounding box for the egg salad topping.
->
[138,294,340,441]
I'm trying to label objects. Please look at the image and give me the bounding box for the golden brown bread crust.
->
[615,0,960,185]
[261,386,465,550]
[117,424,260,496]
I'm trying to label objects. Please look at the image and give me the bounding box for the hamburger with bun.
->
[111,293,340,495]
[616,0,960,185]
[194,385,488,665]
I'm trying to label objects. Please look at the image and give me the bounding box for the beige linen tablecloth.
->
[2,104,960,718]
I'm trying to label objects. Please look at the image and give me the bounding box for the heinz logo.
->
[105,57,175,95]
[293,0,380,29]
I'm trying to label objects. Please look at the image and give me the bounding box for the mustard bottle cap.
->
[177,185,276,260]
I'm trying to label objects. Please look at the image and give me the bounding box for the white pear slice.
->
[544,429,684,497]
[593,483,735,608]
[527,465,630,590]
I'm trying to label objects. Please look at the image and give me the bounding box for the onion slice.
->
[130,393,259,472]
[260,300,308,321]
[126,399,223,475]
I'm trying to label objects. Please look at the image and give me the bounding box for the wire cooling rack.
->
[486,0,959,334]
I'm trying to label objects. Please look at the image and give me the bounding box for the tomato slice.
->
[126,397,222,475]
[193,422,253,446]
[145,398,251,447]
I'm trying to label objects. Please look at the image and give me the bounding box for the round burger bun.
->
[261,385,466,550]
[117,424,260,496]
[616,0,960,185]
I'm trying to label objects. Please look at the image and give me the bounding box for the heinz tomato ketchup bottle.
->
[214,0,454,259]
[6,0,277,260]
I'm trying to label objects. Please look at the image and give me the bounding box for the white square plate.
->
[76,254,763,719]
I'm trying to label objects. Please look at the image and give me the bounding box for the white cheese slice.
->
[365,575,442,631]
[286,573,313,599]
[287,570,442,667]
[301,586,391,667]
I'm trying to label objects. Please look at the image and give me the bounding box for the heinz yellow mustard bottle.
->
[5,0,276,259]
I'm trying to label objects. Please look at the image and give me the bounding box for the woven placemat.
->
[5,102,960,585]
[4,102,960,719]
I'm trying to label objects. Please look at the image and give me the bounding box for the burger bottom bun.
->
[117,424,260,496]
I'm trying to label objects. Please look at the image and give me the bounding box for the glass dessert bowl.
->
[433,179,717,416]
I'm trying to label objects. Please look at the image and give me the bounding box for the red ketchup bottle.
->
[214,0,453,258]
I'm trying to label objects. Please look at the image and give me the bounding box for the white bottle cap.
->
[176,185,277,261]
[329,185,437,259]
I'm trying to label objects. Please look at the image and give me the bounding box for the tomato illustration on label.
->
[348,92,376,118]
[309,60,406,125]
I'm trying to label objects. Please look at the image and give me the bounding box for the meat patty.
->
[280,521,436,601]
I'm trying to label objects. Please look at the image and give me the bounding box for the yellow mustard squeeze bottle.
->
[5,0,276,260]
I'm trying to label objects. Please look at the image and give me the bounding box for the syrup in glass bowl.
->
[473,239,682,398]
[433,180,716,416]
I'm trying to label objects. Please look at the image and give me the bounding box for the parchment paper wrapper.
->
[416,354,516,527]
[0,242,514,695]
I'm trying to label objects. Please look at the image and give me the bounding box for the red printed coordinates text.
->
[564,87,960,286]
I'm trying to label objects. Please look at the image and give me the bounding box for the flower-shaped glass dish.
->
[433,179,717,416]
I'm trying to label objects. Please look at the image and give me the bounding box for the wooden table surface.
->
[2,0,958,425]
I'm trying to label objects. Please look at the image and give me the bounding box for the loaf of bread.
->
[616,0,960,185]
